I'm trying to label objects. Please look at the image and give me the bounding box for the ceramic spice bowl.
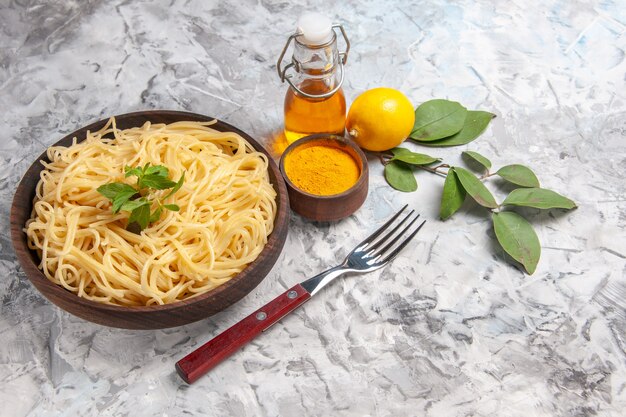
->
[279,134,369,222]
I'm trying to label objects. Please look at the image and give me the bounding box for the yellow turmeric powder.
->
[284,141,360,196]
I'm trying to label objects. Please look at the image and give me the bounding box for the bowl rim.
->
[10,110,289,313]
[278,133,368,199]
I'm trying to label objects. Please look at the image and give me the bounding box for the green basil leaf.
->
[128,204,151,231]
[496,165,540,188]
[97,183,136,201]
[440,168,466,220]
[112,191,140,213]
[163,172,185,200]
[502,188,577,210]
[163,204,180,212]
[384,161,417,192]
[410,99,467,141]
[416,111,495,147]
[149,206,163,223]
[462,150,492,171]
[97,183,138,213]
[119,198,150,213]
[144,165,169,177]
[492,211,541,274]
[124,166,143,178]
[453,167,498,208]
[390,148,440,165]
[139,174,177,190]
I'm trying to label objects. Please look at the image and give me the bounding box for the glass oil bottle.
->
[277,13,350,144]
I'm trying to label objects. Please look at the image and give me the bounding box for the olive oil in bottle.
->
[284,79,346,143]
[277,13,350,144]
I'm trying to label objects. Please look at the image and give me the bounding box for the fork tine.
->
[364,210,416,258]
[367,213,421,259]
[379,219,426,264]
[353,205,408,252]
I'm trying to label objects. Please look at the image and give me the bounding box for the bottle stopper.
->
[297,12,333,45]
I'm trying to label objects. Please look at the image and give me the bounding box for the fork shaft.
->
[176,284,311,384]
[301,266,347,296]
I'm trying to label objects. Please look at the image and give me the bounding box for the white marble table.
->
[1,0,625,416]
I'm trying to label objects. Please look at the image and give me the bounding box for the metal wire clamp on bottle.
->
[276,12,351,143]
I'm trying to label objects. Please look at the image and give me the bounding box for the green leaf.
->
[462,151,492,171]
[492,211,541,274]
[163,172,185,200]
[502,188,577,209]
[119,198,150,213]
[128,204,151,231]
[149,206,163,223]
[496,165,540,188]
[440,168,466,220]
[163,204,180,211]
[97,183,138,213]
[144,165,169,177]
[111,192,139,213]
[416,111,495,147]
[139,174,177,190]
[97,183,136,200]
[124,166,143,178]
[384,161,417,192]
[410,99,467,141]
[390,148,440,165]
[453,167,498,208]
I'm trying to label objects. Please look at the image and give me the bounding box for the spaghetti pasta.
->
[25,118,277,306]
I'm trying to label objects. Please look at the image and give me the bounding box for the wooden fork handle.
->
[175,284,311,384]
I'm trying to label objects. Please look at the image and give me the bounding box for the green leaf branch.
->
[97,163,185,232]
[379,147,576,274]
[375,98,576,274]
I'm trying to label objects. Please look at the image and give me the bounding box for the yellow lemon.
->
[346,88,415,152]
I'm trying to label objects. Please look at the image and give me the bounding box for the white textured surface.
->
[1,0,625,416]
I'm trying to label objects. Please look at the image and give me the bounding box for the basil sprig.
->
[97,163,185,232]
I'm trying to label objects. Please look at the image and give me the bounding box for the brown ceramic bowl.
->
[10,110,289,329]
[279,134,368,222]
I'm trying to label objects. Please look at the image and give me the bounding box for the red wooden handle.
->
[175,283,311,383]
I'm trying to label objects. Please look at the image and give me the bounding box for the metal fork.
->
[176,205,425,383]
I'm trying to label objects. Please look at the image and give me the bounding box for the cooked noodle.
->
[25,117,277,306]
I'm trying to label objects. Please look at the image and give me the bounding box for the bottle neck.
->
[293,34,339,72]
[291,34,341,95]
[277,22,350,100]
